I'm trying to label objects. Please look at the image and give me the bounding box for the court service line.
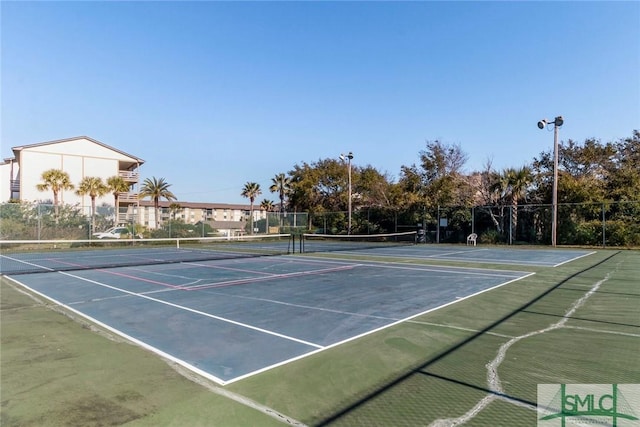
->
[185,264,361,291]
[297,255,534,276]
[182,261,282,276]
[427,248,489,258]
[364,263,532,278]
[45,259,186,290]
[56,270,324,349]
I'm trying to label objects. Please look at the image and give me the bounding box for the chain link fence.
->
[2,201,638,247]
[308,201,640,247]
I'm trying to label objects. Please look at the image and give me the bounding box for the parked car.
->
[92,227,132,239]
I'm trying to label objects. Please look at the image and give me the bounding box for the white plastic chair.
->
[466,233,478,246]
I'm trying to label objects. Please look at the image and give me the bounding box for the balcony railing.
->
[118,170,139,182]
[116,213,137,224]
[10,180,20,192]
[117,192,138,202]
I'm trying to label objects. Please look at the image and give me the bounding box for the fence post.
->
[471,206,475,234]
[509,205,513,245]
[37,203,42,240]
[436,205,440,244]
[602,202,606,248]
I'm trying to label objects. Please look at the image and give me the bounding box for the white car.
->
[92,227,131,239]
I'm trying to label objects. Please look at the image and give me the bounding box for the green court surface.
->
[1,247,638,426]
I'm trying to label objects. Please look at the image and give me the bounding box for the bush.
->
[479,229,502,244]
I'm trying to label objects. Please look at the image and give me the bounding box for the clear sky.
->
[2,1,638,204]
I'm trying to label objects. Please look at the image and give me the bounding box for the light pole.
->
[537,116,564,247]
[340,152,354,234]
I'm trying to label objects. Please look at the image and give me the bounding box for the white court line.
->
[564,325,640,338]
[427,248,489,257]
[306,247,594,268]
[0,254,56,272]
[224,271,534,385]
[57,271,325,350]
[4,274,229,386]
[405,320,514,339]
[552,250,597,267]
[295,255,533,277]
[184,264,360,291]
[6,255,535,386]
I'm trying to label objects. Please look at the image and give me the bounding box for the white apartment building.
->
[1,136,263,232]
[1,136,143,217]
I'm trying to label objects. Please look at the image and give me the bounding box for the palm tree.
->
[169,202,182,221]
[139,177,177,229]
[490,166,532,242]
[506,166,533,242]
[260,199,274,212]
[106,175,131,223]
[36,169,75,223]
[269,173,291,214]
[241,182,261,234]
[259,199,274,234]
[76,177,109,232]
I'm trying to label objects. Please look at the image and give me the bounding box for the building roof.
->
[7,136,145,166]
[138,200,254,210]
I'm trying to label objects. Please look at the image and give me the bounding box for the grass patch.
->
[0,278,285,427]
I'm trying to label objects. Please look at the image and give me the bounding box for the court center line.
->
[57,270,324,349]
[193,289,401,321]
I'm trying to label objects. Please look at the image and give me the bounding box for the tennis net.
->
[0,234,294,275]
[300,231,417,254]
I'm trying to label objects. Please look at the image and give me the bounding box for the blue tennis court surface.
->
[306,245,595,267]
[6,253,537,385]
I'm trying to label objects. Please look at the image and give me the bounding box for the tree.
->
[490,166,533,242]
[260,199,274,212]
[241,182,261,234]
[169,203,183,221]
[269,173,291,214]
[139,177,176,229]
[36,169,75,223]
[106,175,131,222]
[75,177,109,232]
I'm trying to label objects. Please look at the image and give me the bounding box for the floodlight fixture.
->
[537,115,564,247]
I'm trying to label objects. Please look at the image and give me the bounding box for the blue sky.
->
[2,1,638,204]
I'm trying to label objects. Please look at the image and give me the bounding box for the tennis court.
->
[1,236,549,385]
[299,233,595,267]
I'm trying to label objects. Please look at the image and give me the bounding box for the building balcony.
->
[10,180,20,192]
[117,192,138,203]
[118,170,139,182]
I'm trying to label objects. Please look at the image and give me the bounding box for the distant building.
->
[138,200,266,236]
[0,136,264,232]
